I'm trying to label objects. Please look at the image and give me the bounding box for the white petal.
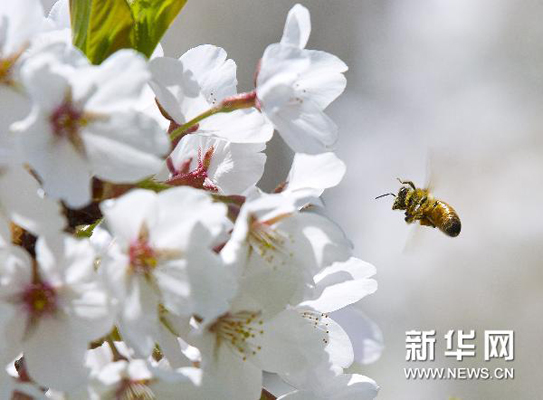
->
[286,152,346,194]
[299,50,348,109]
[0,215,10,244]
[149,56,203,124]
[118,275,160,357]
[100,189,157,243]
[36,235,95,285]
[0,0,44,56]
[153,187,227,247]
[24,318,89,391]
[83,112,168,182]
[0,165,66,235]
[273,101,338,154]
[0,302,25,359]
[254,308,324,374]
[180,45,237,103]
[331,308,384,365]
[314,257,376,282]
[278,212,353,275]
[277,391,317,400]
[231,253,307,318]
[329,374,379,399]
[22,119,92,207]
[20,57,69,113]
[324,318,353,368]
[48,0,70,29]
[211,141,266,195]
[198,334,263,400]
[0,86,30,133]
[154,260,191,315]
[278,374,378,400]
[156,323,192,368]
[257,44,309,89]
[84,50,151,113]
[185,234,237,322]
[301,258,377,313]
[199,108,274,143]
[280,4,311,49]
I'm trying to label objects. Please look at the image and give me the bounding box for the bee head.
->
[392,186,409,210]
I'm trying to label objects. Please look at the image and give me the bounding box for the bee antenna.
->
[375,192,396,200]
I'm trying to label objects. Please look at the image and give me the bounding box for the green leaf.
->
[129,0,188,58]
[70,0,92,51]
[70,0,134,64]
[75,218,103,238]
[70,0,187,64]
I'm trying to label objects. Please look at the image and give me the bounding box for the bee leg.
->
[396,178,416,190]
[408,197,430,220]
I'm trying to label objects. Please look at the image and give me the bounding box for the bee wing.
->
[423,151,436,192]
[402,222,435,254]
[402,223,423,254]
[423,149,449,195]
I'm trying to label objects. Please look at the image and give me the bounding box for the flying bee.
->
[376,179,461,237]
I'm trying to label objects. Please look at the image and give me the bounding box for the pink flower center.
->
[49,97,87,153]
[129,238,157,274]
[166,146,218,192]
[21,282,57,318]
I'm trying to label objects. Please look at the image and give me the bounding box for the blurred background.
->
[43,0,543,398]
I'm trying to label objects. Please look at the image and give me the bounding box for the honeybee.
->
[376,179,461,237]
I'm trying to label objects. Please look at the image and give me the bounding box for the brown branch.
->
[260,388,277,400]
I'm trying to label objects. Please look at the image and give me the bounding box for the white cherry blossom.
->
[278,372,379,400]
[0,235,113,391]
[256,4,348,154]
[13,45,170,207]
[279,257,378,391]
[0,0,46,134]
[150,44,273,143]
[186,299,336,400]
[221,193,353,317]
[99,187,235,357]
[166,133,266,195]
[332,306,384,365]
[69,342,202,399]
[0,135,66,235]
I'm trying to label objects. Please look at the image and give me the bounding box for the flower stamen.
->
[209,311,264,361]
[129,225,158,275]
[247,213,293,263]
[166,146,218,192]
[0,46,26,86]
[115,378,155,400]
[301,310,330,344]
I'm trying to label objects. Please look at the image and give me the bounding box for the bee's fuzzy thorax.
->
[388,181,461,238]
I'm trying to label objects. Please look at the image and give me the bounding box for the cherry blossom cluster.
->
[0,1,380,399]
